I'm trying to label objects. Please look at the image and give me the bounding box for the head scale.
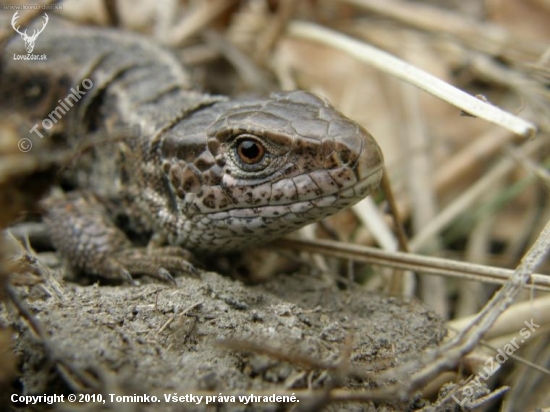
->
[157,91,383,252]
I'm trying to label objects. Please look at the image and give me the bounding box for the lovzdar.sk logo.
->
[11,11,48,60]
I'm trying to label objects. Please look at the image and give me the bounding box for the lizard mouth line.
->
[201,166,383,220]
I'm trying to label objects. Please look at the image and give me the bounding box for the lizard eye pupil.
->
[236,139,265,164]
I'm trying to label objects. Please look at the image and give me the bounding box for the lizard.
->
[0,18,383,283]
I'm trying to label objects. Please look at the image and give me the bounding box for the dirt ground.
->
[2,255,447,411]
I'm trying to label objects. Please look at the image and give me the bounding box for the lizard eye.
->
[236,136,265,165]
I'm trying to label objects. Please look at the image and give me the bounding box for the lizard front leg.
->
[42,191,198,284]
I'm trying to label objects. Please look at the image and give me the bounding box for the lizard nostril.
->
[338,146,352,165]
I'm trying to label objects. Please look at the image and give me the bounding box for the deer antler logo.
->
[12,11,49,54]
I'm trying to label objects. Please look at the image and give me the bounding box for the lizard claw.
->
[113,247,201,283]
[97,256,136,284]
[156,268,177,286]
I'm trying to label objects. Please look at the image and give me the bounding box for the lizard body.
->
[1,21,383,281]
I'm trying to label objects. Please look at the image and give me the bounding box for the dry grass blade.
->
[450,296,550,338]
[167,0,237,46]
[270,238,550,292]
[341,0,547,59]
[288,21,536,137]
[409,137,546,251]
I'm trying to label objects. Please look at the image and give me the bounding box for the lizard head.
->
[158,90,383,252]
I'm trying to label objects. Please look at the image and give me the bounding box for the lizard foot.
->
[42,191,198,284]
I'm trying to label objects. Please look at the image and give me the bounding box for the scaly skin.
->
[1,23,383,281]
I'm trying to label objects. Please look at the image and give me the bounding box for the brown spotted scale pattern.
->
[158,91,383,251]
